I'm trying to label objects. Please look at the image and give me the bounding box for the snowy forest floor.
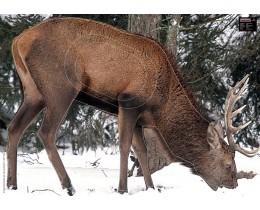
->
[1,146,260,210]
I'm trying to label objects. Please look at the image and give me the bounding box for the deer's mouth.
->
[220,184,237,189]
[208,184,218,191]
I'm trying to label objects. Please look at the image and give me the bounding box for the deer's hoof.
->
[67,186,76,196]
[7,184,17,190]
[117,189,128,194]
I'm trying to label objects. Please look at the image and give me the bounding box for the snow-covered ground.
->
[1,146,260,210]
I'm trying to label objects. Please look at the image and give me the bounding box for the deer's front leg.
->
[117,106,139,194]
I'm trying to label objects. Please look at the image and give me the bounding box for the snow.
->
[1,147,260,210]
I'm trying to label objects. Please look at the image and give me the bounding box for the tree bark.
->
[128,14,161,41]
[165,14,181,57]
[128,14,173,176]
[139,128,171,176]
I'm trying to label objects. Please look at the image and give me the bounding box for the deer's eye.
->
[226,165,232,172]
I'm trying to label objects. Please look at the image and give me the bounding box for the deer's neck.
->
[154,79,210,168]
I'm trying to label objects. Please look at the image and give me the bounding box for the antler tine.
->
[235,144,260,157]
[231,105,246,118]
[233,74,249,94]
[228,134,259,157]
[224,75,249,116]
[224,74,259,157]
[229,120,251,133]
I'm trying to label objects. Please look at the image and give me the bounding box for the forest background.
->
[0,14,259,173]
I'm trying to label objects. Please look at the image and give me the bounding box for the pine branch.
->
[180,14,228,31]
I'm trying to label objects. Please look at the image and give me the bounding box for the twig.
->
[101,169,116,193]
[237,171,256,179]
[102,169,108,178]
[187,65,223,84]
[31,189,61,196]
[128,155,140,177]
[18,153,43,165]
[0,86,20,89]
[89,158,101,168]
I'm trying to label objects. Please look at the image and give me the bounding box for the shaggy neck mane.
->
[137,36,214,170]
[133,33,210,123]
[162,45,211,124]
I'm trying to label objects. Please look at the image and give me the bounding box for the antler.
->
[224,74,260,157]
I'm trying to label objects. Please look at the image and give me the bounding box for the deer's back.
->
[14,18,174,111]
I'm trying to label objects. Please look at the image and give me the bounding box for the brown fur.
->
[7,17,237,195]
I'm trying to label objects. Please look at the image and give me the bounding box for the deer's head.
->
[197,75,259,191]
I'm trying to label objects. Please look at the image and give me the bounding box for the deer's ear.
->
[207,122,222,150]
[214,121,224,139]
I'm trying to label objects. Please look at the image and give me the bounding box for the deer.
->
[7,17,259,196]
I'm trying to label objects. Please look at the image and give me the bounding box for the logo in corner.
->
[239,17,257,32]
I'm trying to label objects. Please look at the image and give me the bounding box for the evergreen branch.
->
[180,14,228,31]
[187,66,224,84]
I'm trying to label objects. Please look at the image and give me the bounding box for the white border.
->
[1,0,259,14]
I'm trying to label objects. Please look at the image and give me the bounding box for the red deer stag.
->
[7,17,259,195]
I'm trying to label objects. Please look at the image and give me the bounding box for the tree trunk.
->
[128,14,161,41]
[165,14,182,57]
[128,14,176,176]
[140,128,171,176]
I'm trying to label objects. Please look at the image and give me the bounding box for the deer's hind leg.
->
[7,74,45,189]
[37,84,79,196]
